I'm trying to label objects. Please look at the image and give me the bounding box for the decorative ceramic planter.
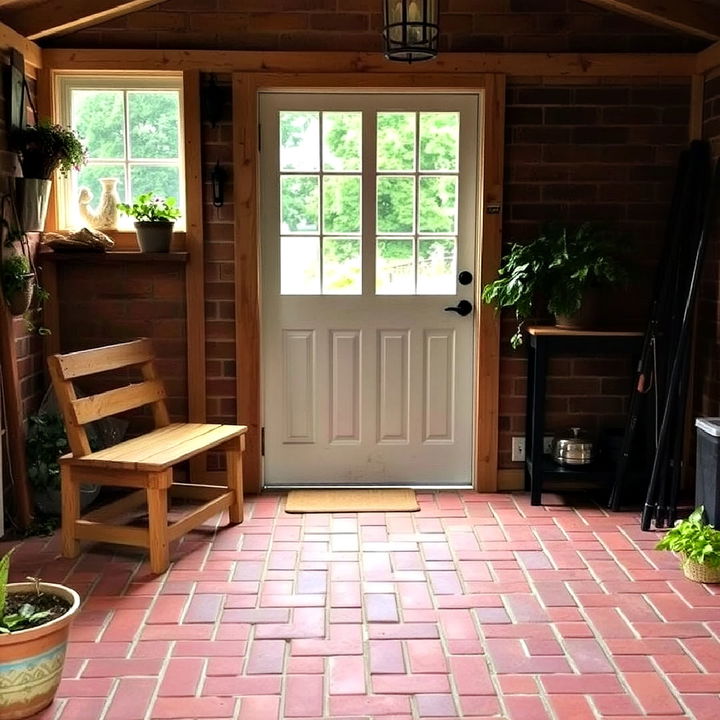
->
[0,583,80,720]
[134,221,174,253]
[5,274,34,316]
[15,179,52,233]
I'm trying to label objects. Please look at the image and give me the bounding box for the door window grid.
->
[280,111,363,295]
[375,111,460,296]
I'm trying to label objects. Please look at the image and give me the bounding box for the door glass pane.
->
[281,175,319,233]
[323,176,361,234]
[281,236,320,294]
[377,176,414,234]
[417,238,456,295]
[376,238,414,294]
[419,112,459,171]
[323,238,361,294]
[418,176,457,234]
[130,165,180,204]
[377,112,415,171]
[72,90,125,159]
[323,112,361,171]
[128,91,180,159]
[280,112,319,171]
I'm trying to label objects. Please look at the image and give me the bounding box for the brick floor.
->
[4,491,720,719]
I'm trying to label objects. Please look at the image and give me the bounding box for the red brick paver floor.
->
[5,491,720,720]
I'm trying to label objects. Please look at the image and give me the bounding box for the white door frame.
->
[233,72,505,494]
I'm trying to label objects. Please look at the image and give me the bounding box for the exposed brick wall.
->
[39,0,706,53]
[201,75,236,427]
[499,78,690,468]
[697,72,720,417]
[53,261,187,435]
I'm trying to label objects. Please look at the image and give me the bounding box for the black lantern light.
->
[382,0,439,63]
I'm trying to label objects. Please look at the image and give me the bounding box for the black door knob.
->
[444,300,473,317]
[458,270,473,286]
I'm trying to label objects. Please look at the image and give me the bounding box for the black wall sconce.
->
[211,161,227,208]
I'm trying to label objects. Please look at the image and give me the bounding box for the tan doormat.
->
[285,488,419,513]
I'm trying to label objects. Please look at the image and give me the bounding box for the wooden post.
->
[0,302,32,529]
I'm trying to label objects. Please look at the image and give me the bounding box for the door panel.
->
[260,92,480,486]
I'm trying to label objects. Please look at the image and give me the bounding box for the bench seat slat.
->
[65,423,247,471]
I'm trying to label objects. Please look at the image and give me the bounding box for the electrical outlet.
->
[511,437,526,462]
[544,436,554,454]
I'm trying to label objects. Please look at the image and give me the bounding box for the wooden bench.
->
[47,338,247,574]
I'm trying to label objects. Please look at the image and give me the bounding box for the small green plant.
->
[26,413,69,492]
[1,253,31,295]
[656,506,720,568]
[0,549,53,634]
[11,120,87,179]
[118,193,181,223]
[482,222,628,348]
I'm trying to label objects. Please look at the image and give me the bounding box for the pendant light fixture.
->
[382,0,439,63]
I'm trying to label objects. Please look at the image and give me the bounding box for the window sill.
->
[49,230,187,252]
[39,249,189,264]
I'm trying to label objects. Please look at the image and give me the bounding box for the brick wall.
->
[500,78,690,468]
[39,0,705,53]
[698,72,720,417]
[54,261,187,435]
[201,75,236,427]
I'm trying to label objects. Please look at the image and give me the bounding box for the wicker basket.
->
[682,557,720,584]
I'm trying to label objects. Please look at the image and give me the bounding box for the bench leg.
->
[147,477,170,574]
[60,464,80,559]
[226,439,244,524]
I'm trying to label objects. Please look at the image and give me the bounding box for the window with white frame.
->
[57,74,185,231]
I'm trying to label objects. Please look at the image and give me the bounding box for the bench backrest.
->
[48,338,170,458]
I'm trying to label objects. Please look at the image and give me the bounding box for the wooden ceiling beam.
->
[1,1,166,41]
[580,0,720,41]
[697,41,720,73]
[0,19,41,68]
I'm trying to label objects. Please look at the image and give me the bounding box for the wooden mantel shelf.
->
[527,326,643,338]
[39,250,189,264]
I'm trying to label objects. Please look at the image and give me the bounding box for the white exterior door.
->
[260,92,480,486]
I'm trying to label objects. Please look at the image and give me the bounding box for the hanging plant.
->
[10,120,87,180]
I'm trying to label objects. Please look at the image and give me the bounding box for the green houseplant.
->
[26,412,100,515]
[1,254,34,317]
[0,549,80,719]
[482,222,629,348]
[118,193,181,253]
[11,120,87,233]
[656,506,720,583]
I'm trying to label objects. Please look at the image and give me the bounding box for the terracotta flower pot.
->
[134,221,174,253]
[0,583,80,720]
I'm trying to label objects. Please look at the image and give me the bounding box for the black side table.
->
[525,327,643,505]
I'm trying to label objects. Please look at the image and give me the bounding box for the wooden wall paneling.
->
[697,42,720,74]
[233,73,262,494]
[43,50,696,78]
[182,70,207,482]
[475,74,505,493]
[0,20,42,69]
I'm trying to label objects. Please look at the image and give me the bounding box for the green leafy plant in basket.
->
[656,506,720,583]
[481,222,629,348]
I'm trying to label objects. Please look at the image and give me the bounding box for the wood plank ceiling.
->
[0,0,719,41]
